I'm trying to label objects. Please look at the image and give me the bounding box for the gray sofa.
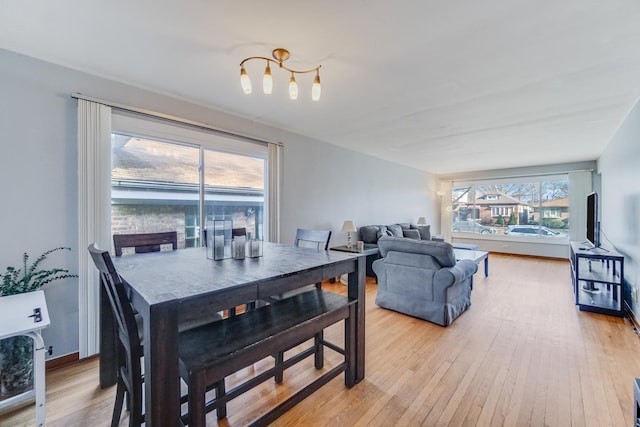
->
[372,236,478,326]
[358,223,440,278]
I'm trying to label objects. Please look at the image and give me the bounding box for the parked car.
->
[452,221,495,234]
[503,225,567,237]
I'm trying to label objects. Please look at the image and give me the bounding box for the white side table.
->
[0,290,50,426]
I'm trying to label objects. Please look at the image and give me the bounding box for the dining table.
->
[100,243,366,426]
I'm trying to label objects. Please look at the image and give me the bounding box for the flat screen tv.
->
[586,192,600,248]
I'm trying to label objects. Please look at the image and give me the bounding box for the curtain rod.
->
[442,169,594,184]
[71,93,282,147]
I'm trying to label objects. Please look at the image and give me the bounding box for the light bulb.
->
[289,73,298,100]
[240,66,252,94]
[263,62,272,94]
[312,72,321,101]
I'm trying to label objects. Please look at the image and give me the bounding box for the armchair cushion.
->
[378,236,456,267]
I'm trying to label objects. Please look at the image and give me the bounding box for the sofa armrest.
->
[432,260,478,301]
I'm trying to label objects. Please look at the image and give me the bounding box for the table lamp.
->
[341,220,357,248]
[417,217,427,225]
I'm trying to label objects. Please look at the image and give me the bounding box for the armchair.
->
[372,236,478,326]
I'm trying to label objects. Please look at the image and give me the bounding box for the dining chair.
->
[269,229,332,300]
[265,228,332,382]
[88,244,226,426]
[113,231,178,256]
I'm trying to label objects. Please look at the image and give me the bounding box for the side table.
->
[330,244,379,283]
[0,290,50,426]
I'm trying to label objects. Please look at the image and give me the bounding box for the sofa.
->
[358,222,440,278]
[372,236,478,326]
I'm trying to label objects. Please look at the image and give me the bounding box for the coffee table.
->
[453,248,489,288]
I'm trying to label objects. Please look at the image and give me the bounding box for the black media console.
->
[569,241,624,317]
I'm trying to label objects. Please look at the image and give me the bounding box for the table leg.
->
[30,332,46,427]
[484,256,489,277]
[99,281,117,387]
[143,301,180,426]
[347,256,366,383]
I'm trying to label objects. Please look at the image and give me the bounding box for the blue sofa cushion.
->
[402,229,421,240]
[360,225,380,243]
[387,224,404,237]
[410,224,431,240]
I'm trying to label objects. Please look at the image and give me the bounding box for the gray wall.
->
[0,48,437,359]
[598,98,640,320]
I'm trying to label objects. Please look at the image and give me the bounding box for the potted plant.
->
[0,247,77,399]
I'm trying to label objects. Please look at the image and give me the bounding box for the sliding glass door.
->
[110,116,267,252]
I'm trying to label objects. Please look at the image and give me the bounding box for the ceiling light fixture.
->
[239,48,322,101]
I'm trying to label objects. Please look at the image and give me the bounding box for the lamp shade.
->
[341,220,357,233]
[417,217,427,225]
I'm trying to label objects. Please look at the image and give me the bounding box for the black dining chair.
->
[88,244,226,426]
[268,229,332,301]
[113,231,178,257]
[265,228,332,382]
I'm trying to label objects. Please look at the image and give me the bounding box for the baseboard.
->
[489,251,569,262]
[46,352,80,371]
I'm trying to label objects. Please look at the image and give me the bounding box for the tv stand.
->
[570,241,624,317]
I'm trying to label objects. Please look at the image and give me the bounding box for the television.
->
[586,192,600,248]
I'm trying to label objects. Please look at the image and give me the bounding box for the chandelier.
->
[239,48,322,101]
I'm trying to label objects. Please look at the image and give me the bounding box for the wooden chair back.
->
[113,231,178,256]
[88,243,144,427]
[294,229,332,250]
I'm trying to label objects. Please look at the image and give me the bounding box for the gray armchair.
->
[372,236,478,326]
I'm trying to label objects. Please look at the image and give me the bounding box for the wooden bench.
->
[179,289,356,427]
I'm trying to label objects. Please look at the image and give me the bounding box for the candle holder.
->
[232,235,246,259]
[246,239,263,258]
[206,220,232,260]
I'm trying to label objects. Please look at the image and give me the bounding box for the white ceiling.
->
[2,1,640,174]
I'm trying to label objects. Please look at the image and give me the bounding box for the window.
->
[110,117,267,252]
[450,178,569,239]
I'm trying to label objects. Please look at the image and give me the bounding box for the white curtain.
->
[568,170,593,242]
[267,143,283,243]
[77,99,112,358]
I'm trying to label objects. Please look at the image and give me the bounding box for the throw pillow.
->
[386,224,404,237]
[359,225,380,243]
[376,225,392,240]
[397,223,411,230]
[402,229,421,240]
[416,225,431,240]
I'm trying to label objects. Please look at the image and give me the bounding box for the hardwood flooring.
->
[1,253,639,426]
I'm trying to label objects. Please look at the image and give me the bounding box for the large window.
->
[450,178,569,240]
[110,125,266,251]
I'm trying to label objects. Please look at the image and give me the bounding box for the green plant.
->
[0,247,77,297]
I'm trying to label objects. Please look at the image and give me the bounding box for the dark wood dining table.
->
[100,243,366,426]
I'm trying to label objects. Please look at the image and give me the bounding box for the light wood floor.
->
[2,253,639,426]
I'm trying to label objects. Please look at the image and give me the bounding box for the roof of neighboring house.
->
[473,191,529,207]
[111,138,264,190]
[541,197,569,208]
